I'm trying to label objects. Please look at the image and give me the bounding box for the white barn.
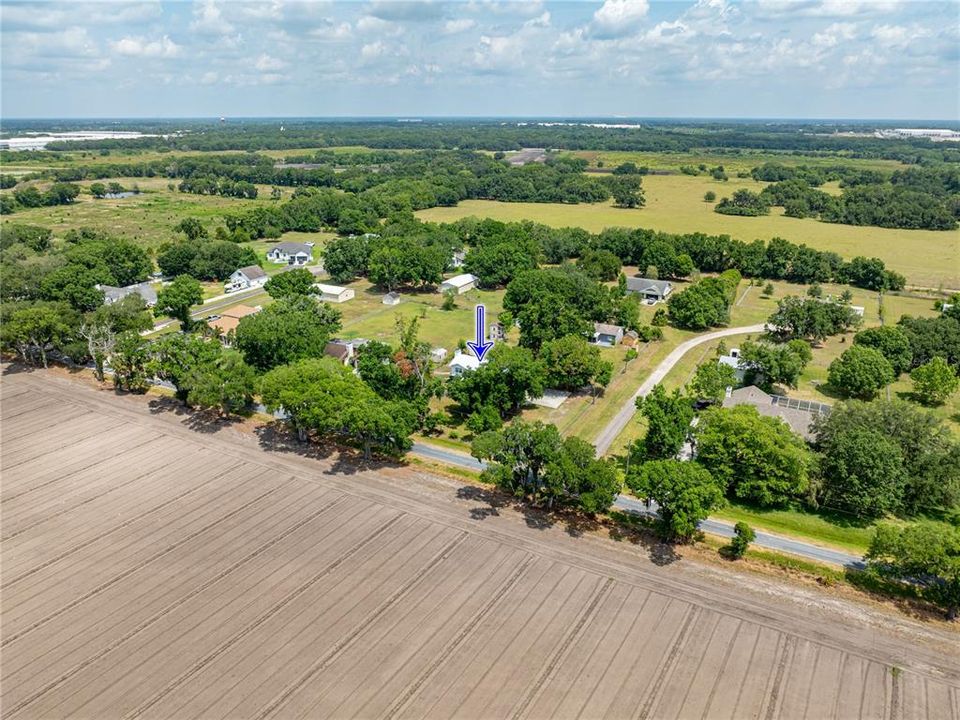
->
[439,273,478,295]
[314,283,355,303]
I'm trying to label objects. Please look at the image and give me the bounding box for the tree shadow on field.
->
[455,484,681,566]
[253,420,406,477]
[147,396,246,434]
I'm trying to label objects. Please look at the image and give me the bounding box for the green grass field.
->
[417,173,960,289]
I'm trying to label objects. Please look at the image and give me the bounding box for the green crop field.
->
[417,173,960,289]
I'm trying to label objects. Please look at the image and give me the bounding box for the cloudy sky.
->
[1,0,957,120]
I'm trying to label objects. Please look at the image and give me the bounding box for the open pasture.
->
[3,369,959,719]
[417,173,960,289]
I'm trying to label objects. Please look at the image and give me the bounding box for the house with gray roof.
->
[593,322,624,347]
[265,242,313,266]
[100,282,158,307]
[225,265,268,293]
[625,277,673,303]
[721,385,830,441]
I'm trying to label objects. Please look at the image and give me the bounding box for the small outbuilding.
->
[430,347,448,364]
[593,322,624,347]
[225,265,268,293]
[439,273,478,295]
[382,292,401,306]
[718,347,748,382]
[324,341,353,365]
[314,283,355,303]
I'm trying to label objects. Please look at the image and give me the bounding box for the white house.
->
[449,350,484,376]
[593,322,624,347]
[430,347,447,364]
[314,283,355,303]
[718,347,748,382]
[225,265,268,293]
[450,250,466,269]
[382,292,401,306]
[625,277,673,303]
[265,242,313,266]
[439,273,478,295]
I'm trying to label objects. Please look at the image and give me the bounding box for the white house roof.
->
[449,351,482,371]
[314,283,348,295]
[718,355,743,370]
[441,273,478,288]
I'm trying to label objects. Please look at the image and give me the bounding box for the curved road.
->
[410,441,864,569]
[593,323,767,456]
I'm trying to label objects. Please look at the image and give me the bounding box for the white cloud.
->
[443,18,476,34]
[309,21,353,40]
[361,40,387,61]
[752,0,900,18]
[366,1,443,22]
[356,15,398,34]
[190,0,235,35]
[524,11,551,29]
[254,53,287,72]
[110,35,181,59]
[812,22,857,48]
[591,0,650,38]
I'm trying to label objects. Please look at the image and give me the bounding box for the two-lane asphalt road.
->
[410,441,864,569]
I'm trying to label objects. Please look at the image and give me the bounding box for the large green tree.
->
[812,399,960,516]
[739,339,812,389]
[156,275,203,331]
[625,460,724,541]
[688,360,738,403]
[264,267,317,299]
[817,426,905,518]
[911,356,959,405]
[828,345,895,399]
[853,325,913,376]
[447,344,547,418]
[635,384,693,460]
[261,358,415,458]
[695,405,811,506]
[867,521,960,619]
[539,335,611,391]
[234,295,342,372]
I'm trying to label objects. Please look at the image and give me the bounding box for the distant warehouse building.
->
[439,273,478,295]
[314,283,355,303]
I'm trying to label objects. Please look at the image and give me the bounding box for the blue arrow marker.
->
[466,304,494,362]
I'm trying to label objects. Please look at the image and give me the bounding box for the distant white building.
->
[430,347,448,364]
[450,250,467,269]
[225,265,268,293]
[439,273,478,295]
[314,283,355,303]
[265,242,313,266]
[449,350,484,376]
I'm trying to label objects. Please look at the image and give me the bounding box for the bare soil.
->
[2,366,959,719]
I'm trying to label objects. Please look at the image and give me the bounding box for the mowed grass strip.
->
[417,173,960,289]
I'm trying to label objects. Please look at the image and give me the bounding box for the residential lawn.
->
[710,501,879,555]
[416,174,960,289]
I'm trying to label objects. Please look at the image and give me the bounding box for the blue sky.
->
[1,0,958,120]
